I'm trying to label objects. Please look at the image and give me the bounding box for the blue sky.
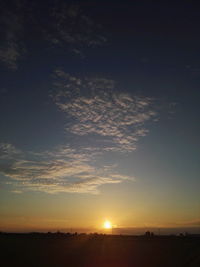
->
[0,0,199,231]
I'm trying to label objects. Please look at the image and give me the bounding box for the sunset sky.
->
[0,0,199,233]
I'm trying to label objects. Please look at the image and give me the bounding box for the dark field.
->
[0,233,200,267]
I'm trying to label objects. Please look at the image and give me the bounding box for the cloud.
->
[52,71,157,152]
[46,3,106,52]
[0,1,25,69]
[0,144,133,194]
[0,1,106,69]
[0,143,21,159]
[0,70,157,194]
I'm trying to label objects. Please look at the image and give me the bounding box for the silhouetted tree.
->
[145,231,151,237]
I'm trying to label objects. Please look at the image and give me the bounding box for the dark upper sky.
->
[0,0,199,230]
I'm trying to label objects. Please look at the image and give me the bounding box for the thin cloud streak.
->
[0,143,133,194]
[0,143,21,159]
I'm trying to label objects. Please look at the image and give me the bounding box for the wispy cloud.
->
[0,70,158,194]
[52,70,157,152]
[0,143,21,159]
[0,2,25,69]
[0,1,106,69]
[46,3,106,53]
[0,144,133,194]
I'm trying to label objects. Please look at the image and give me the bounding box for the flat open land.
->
[0,233,200,267]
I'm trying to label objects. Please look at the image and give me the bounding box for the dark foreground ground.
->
[0,233,200,267]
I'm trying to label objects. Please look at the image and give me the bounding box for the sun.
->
[103,220,112,229]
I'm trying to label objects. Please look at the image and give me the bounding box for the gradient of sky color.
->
[0,0,199,233]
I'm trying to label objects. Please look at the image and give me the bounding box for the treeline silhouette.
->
[0,231,199,239]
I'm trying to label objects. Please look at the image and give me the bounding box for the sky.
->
[0,0,200,233]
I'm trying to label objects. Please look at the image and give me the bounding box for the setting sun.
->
[103,220,112,229]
